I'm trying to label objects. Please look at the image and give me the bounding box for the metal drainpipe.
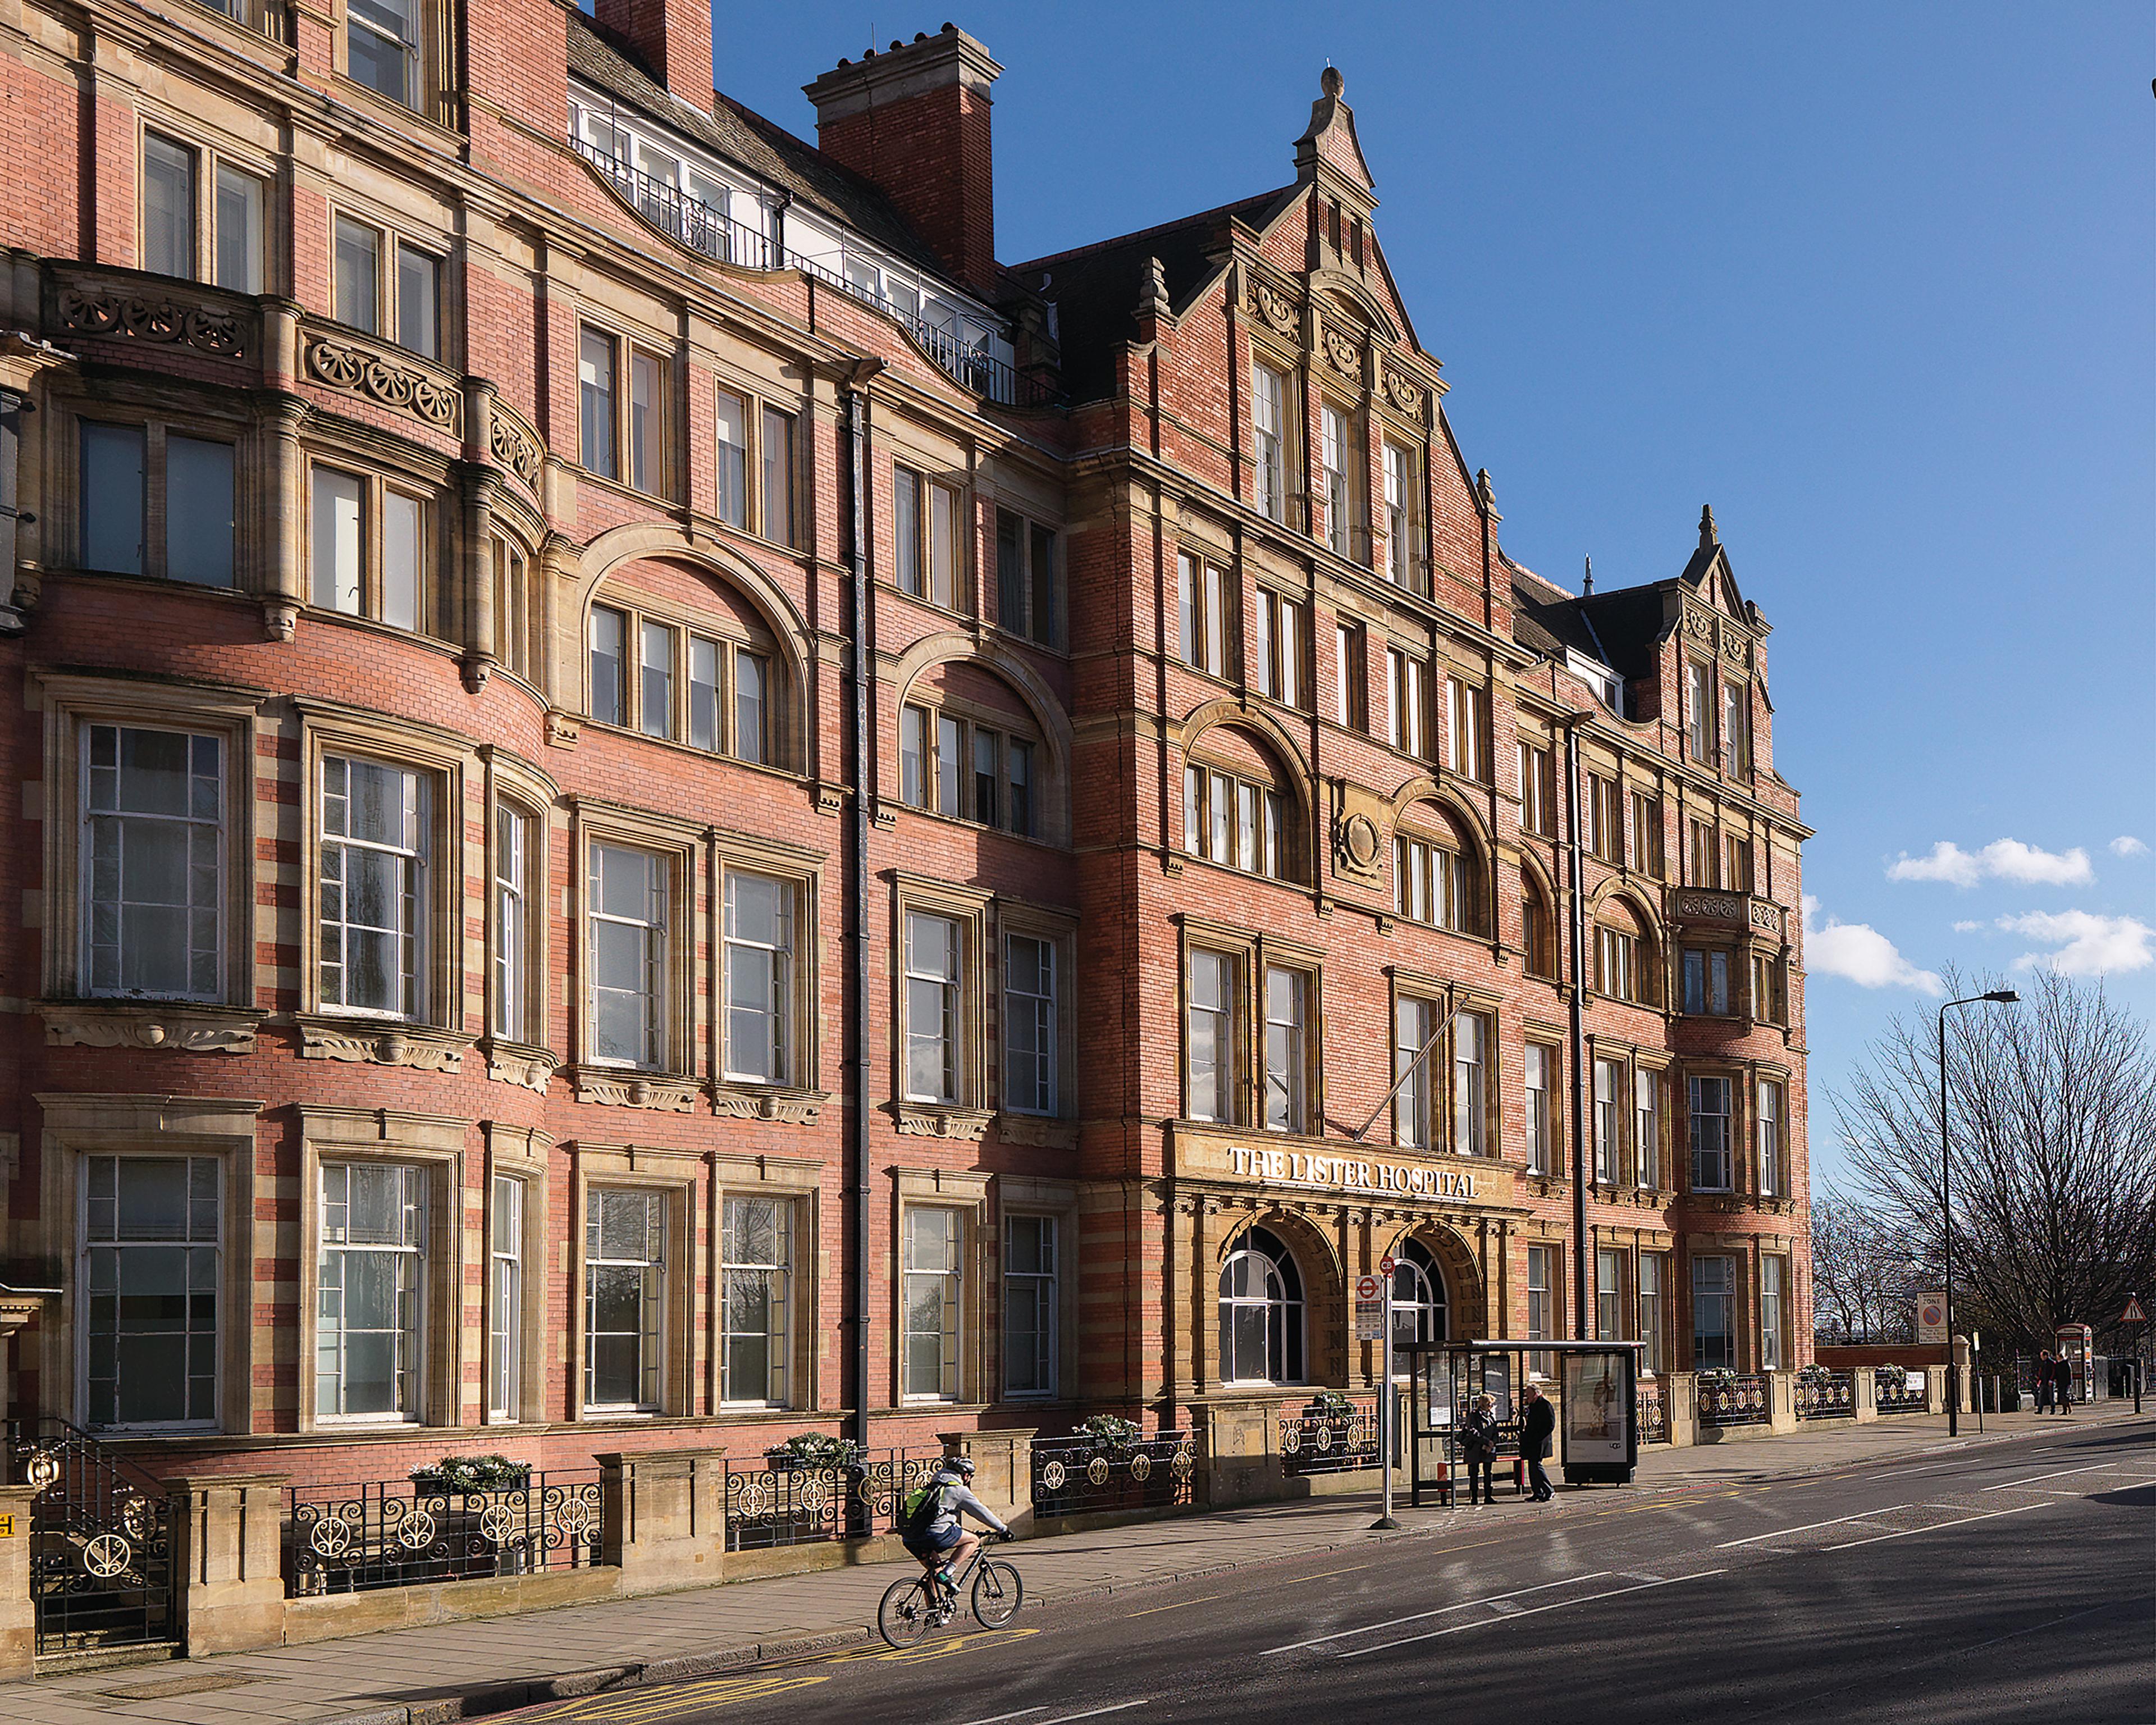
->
[1564,718,1591,1343]
[843,366,880,1447]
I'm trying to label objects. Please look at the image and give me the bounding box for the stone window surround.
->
[34,672,269,1037]
[49,389,262,589]
[1520,1025,1564,1179]
[1244,326,1305,530]
[330,0,451,129]
[1175,914,1256,1130]
[583,579,793,769]
[1383,968,1501,1163]
[34,1093,265,1439]
[302,451,443,632]
[295,1105,468,1433]
[709,1150,823,1412]
[990,896,1079,1146]
[1582,1034,1676,1195]
[711,828,828,1119]
[479,1122,552,1427]
[885,451,972,617]
[573,318,674,500]
[478,744,561,1090]
[898,687,1047,838]
[890,871,993,1137]
[892,1165,992,1408]
[994,1173,1080,1405]
[568,796,706,1110]
[325,200,452,364]
[568,1141,702,1421]
[134,111,280,294]
[292,696,474,1062]
[703,359,803,553]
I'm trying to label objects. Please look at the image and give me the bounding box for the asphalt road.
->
[513,1419,2156,1725]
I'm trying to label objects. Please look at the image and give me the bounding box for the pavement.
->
[4,1404,2139,1725]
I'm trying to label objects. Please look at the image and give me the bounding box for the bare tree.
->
[1835,968,2156,1354]
[1810,1189,1921,1344]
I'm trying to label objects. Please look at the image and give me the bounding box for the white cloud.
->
[2112,836,2149,859]
[1803,895,1943,995]
[1951,920,1982,934]
[1997,911,2155,977]
[1887,838,2093,888]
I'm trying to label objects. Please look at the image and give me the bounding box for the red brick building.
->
[0,0,1811,1494]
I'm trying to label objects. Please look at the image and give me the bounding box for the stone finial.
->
[1140,255,1172,326]
[1321,65,1344,99]
[1700,504,1719,548]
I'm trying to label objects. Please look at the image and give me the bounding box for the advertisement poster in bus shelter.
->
[1561,1353,1632,1467]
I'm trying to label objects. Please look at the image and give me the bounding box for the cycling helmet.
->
[948,1454,976,1478]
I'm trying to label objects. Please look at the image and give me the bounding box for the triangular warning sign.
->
[2124,1297,2147,1325]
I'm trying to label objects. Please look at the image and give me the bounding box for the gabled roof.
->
[1675,505,1752,619]
[1011,189,1296,403]
[1508,558,1672,685]
[566,12,949,280]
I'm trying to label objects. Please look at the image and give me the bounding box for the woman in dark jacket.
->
[1460,1393,1501,1505]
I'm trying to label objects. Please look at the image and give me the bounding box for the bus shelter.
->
[1399,1340,1646,1504]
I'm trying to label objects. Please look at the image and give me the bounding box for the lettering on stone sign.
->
[1225,1143,1476,1199]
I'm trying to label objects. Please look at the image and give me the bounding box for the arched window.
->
[1218,1226,1304,1384]
[1522,875,1555,979]
[1396,804,1482,935]
[1390,1239,1447,1354]
[1184,726,1299,883]
[1594,900,1657,1005]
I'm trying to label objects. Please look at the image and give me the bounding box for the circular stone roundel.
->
[1340,813,1381,872]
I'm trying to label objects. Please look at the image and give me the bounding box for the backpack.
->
[899,1478,946,1543]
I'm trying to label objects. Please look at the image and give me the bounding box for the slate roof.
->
[1011,189,1298,403]
[1508,559,1674,685]
[566,12,949,280]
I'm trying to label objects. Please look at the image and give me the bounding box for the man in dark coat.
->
[2054,1352,2075,1413]
[2034,1350,2054,1413]
[1520,1382,1556,1502]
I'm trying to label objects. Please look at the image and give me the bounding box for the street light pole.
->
[1939,989,2018,1438]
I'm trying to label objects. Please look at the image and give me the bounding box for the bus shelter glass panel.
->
[1561,1352,1632,1466]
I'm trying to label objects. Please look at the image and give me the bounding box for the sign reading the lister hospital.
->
[1170,1128,1497,1203]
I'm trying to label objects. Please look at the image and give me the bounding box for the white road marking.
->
[1032,1704,1149,1725]
[1982,1463,2117,1491]
[959,1710,1048,1725]
[1259,1573,1611,1655]
[1823,1502,2042,1550]
[1716,1504,1912,1548]
[1337,1571,1728,1658]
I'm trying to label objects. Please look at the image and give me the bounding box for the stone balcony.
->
[1664,886,1787,940]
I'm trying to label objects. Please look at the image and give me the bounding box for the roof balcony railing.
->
[571,135,1052,409]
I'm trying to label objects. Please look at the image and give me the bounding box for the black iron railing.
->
[1031,1429,1198,1518]
[4,1416,176,1654]
[723,1448,942,1551]
[1696,1373,1771,1427]
[1638,1377,1669,1444]
[287,1472,604,1595]
[1795,1371,1856,1420]
[1280,1399,1381,1475]
[1875,1370,1929,1414]
[568,136,1052,409]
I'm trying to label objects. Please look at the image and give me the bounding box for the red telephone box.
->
[2055,1323,2094,1405]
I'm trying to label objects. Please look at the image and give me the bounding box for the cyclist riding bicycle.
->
[901,1454,1011,1598]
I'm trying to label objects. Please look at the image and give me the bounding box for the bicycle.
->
[876,1533,1024,1648]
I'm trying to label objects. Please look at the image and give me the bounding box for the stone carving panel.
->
[57,287,245,358]
[305,337,462,433]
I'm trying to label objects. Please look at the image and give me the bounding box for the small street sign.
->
[1355,1274,1380,1301]
[1378,1254,1396,1277]
[2124,1296,2147,1326]
[1355,1298,1387,1341]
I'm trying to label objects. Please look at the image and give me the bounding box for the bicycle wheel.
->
[878,1575,936,1648]
[972,1559,1025,1628]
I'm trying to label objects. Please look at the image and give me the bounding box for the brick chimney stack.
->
[594,0,715,114]
[803,25,1002,295]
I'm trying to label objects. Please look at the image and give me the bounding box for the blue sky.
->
[710,2,2154,1186]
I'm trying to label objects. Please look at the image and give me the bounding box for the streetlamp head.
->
[1983,990,2020,1004]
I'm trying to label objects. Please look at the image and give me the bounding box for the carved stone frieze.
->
[298,1017,471,1071]
[1684,609,1715,642]
[1723,633,1751,667]
[57,286,245,358]
[1322,325,1361,378]
[488,405,543,489]
[894,1105,993,1142]
[483,1041,558,1093]
[1246,278,1299,336]
[304,338,462,433]
[1382,368,1424,417]
[997,1113,1078,1149]
[41,1002,261,1055]
[570,1069,700,1112]
[1332,810,1382,879]
[713,1085,825,1125]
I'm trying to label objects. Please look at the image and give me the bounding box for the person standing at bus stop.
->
[1521,1382,1556,1502]
[2034,1350,2055,1414]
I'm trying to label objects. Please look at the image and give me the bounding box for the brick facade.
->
[0,1,1809,1494]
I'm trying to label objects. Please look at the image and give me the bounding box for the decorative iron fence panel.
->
[723,1449,942,1551]
[1638,1378,1669,1444]
[4,1416,176,1654]
[1280,1401,1381,1475]
[1696,1374,1771,1427]
[1875,1371,1929,1414]
[1795,1372,1856,1420]
[1030,1430,1198,1518]
[287,1473,603,1595]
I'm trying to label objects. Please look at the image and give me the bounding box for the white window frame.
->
[1001,932,1058,1117]
[1186,947,1241,1125]
[314,1159,426,1424]
[1252,361,1287,523]
[720,1194,792,1408]
[1262,963,1309,1135]
[81,724,225,1002]
[722,868,795,1086]
[1002,1212,1058,1400]
[486,1172,523,1421]
[584,1186,666,1414]
[1689,1075,1734,1192]
[587,842,670,1071]
[902,1205,964,1402]
[318,753,428,1021]
[1524,1042,1555,1174]
[904,910,964,1104]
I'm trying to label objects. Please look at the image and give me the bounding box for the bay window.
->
[1682,947,1734,1016]
[588,843,668,1069]
[316,1161,424,1420]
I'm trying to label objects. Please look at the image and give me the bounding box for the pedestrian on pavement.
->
[2034,1351,2054,1414]
[1460,1392,1500,1506]
[2053,1352,2075,1413]
[1520,1381,1556,1502]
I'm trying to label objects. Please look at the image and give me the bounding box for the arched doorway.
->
[1390,1238,1448,1353]
[1218,1226,1305,1385]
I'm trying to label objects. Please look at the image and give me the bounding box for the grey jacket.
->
[923,1469,1010,1539]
